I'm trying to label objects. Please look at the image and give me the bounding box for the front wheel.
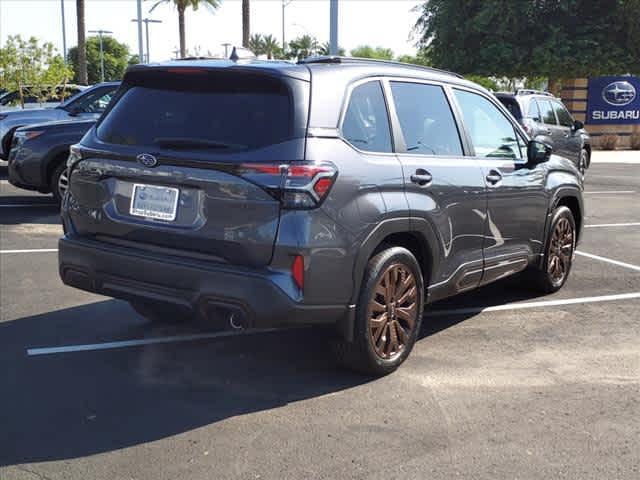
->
[333,247,424,375]
[530,206,576,293]
[578,149,589,180]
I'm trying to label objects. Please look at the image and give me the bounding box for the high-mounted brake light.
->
[239,162,337,210]
[165,68,207,75]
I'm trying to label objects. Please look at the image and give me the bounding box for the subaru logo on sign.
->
[137,153,158,168]
[602,81,636,106]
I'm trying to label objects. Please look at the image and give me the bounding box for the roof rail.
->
[516,88,554,97]
[298,56,464,79]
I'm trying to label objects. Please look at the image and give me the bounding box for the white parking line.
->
[584,190,636,194]
[575,251,640,272]
[585,222,640,228]
[0,248,58,254]
[428,292,640,316]
[27,328,280,356]
[27,292,640,356]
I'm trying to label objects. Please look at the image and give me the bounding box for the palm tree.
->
[262,34,280,60]
[76,0,87,84]
[319,42,345,56]
[288,35,319,61]
[242,0,250,48]
[149,0,221,59]
[248,33,264,56]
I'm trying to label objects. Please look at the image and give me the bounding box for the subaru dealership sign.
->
[587,76,640,124]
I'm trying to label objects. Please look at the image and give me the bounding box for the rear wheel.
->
[333,247,424,375]
[50,162,69,204]
[530,206,576,293]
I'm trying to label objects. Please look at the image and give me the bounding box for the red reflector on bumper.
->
[292,255,304,290]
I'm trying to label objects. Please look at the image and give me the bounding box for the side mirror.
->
[572,120,584,131]
[527,140,552,164]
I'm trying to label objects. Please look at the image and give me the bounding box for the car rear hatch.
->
[66,64,310,267]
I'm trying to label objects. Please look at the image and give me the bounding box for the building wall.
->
[560,78,640,149]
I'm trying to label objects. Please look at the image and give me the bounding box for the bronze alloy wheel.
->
[368,264,418,360]
[547,217,574,284]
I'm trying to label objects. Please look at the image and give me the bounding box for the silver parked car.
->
[0,82,119,160]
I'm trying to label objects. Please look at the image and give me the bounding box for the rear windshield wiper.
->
[153,137,247,150]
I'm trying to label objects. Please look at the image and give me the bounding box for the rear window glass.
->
[497,97,522,120]
[97,74,292,151]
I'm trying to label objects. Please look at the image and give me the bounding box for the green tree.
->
[262,34,281,60]
[318,42,345,56]
[465,75,499,91]
[350,45,394,60]
[68,36,134,84]
[288,35,319,61]
[396,50,430,66]
[415,0,640,78]
[248,33,264,56]
[148,0,221,59]
[0,36,72,108]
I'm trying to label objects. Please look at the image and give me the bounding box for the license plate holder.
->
[130,183,179,221]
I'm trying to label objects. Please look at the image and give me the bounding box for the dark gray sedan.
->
[8,119,96,202]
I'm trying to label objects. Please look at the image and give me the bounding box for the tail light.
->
[239,162,337,209]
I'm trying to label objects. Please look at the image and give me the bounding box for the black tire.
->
[578,148,589,180]
[129,301,192,324]
[332,247,425,376]
[530,206,576,293]
[50,162,69,204]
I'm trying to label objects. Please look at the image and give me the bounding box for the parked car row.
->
[0,85,87,111]
[495,89,591,178]
[2,82,120,201]
[50,57,584,374]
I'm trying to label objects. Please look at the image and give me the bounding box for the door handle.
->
[410,169,432,186]
[486,170,502,185]
[541,129,552,135]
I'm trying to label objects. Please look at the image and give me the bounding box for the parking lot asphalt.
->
[1,161,639,480]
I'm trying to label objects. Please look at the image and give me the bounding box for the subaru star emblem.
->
[137,153,158,168]
[602,81,636,106]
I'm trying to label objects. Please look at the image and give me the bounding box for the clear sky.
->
[0,0,422,61]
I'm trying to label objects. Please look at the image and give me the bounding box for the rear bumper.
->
[58,235,349,329]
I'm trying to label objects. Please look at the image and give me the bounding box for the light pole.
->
[221,43,232,58]
[60,0,67,62]
[330,0,338,55]
[131,18,162,63]
[88,29,113,82]
[136,0,144,65]
[282,0,294,52]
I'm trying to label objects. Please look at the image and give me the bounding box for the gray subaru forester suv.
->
[59,57,584,375]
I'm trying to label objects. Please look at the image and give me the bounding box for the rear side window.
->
[391,82,462,156]
[497,97,522,120]
[97,74,292,151]
[553,101,574,127]
[453,89,523,159]
[528,100,542,122]
[341,81,392,153]
[71,87,116,113]
[538,100,558,125]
